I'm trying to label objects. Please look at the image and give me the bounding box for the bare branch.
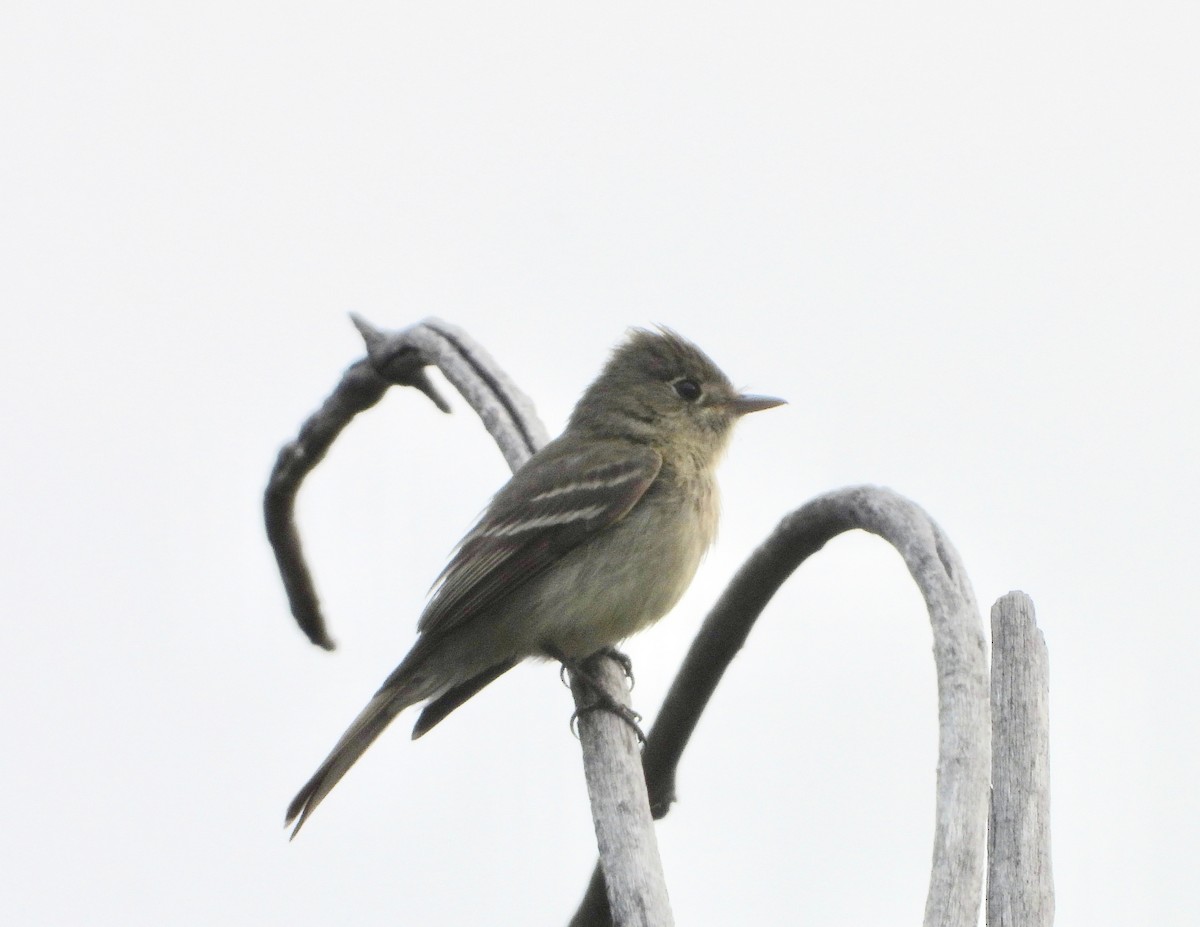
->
[264,359,392,650]
[264,316,546,649]
[268,323,999,926]
[988,591,1054,926]
[269,318,676,919]
[571,485,991,927]
[570,654,674,927]
[351,315,548,471]
[569,868,611,927]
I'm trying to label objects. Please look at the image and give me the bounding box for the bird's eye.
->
[673,378,702,402]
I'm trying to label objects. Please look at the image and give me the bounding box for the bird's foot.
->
[596,646,636,690]
[570,698,645,744]
[547,646,646,744]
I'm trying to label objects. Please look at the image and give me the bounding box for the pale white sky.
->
[3,3,1197,925]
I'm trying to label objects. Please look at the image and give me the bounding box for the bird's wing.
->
[416,440,663,639]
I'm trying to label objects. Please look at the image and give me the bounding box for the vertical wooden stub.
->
[571,656,674,927]
[988,591,1054,926]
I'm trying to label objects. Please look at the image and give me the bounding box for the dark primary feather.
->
[411,659,518,738]
[284,684,401,837]
[416,440,663,640]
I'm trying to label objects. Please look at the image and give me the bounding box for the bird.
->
[285,327,783,836]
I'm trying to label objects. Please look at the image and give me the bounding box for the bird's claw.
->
[597,647,636,691]
[549,645,645,743]
[570,699,646,744]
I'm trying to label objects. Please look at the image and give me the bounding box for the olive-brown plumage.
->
[285,329,782,836]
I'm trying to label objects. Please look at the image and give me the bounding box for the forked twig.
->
[266,316,667,922]
[264,316,546,649]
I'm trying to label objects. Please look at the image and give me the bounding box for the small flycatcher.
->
[286,328,783,836]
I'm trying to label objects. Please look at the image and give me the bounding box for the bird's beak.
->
[726,393,787,416]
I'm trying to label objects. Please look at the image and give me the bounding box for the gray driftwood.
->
[265,318,1054,927]
[569,487,992,927]
[571,656,674,927]
[267,316,670,922]
[988,592,1054,926]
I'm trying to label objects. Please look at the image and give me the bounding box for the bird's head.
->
[568,327,784,460]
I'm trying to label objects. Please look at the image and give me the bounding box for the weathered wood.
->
[266,315,547,648]
[570,655,674,927]
[988,592,1054,926]
[268,317,674,920]
[269,321,1020,927]
[570,486,991,927]
[351,315,547,472]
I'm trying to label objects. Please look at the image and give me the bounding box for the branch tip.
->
[408,368,453,413]
[348,312,383,348]
[266,318,543,654]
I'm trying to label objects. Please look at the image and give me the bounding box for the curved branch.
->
[264,359,391,650]
[269,318,674,920]
[351,315,548,471]
[571,486,990,927]
[264,316,546,649]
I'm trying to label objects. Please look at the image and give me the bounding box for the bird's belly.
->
[511,504,709,659]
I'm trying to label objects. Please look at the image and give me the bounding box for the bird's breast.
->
[511,471,718,659]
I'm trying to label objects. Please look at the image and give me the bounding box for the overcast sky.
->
[3,3,1197,925]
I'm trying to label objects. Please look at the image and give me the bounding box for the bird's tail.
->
[285,650,443,838]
